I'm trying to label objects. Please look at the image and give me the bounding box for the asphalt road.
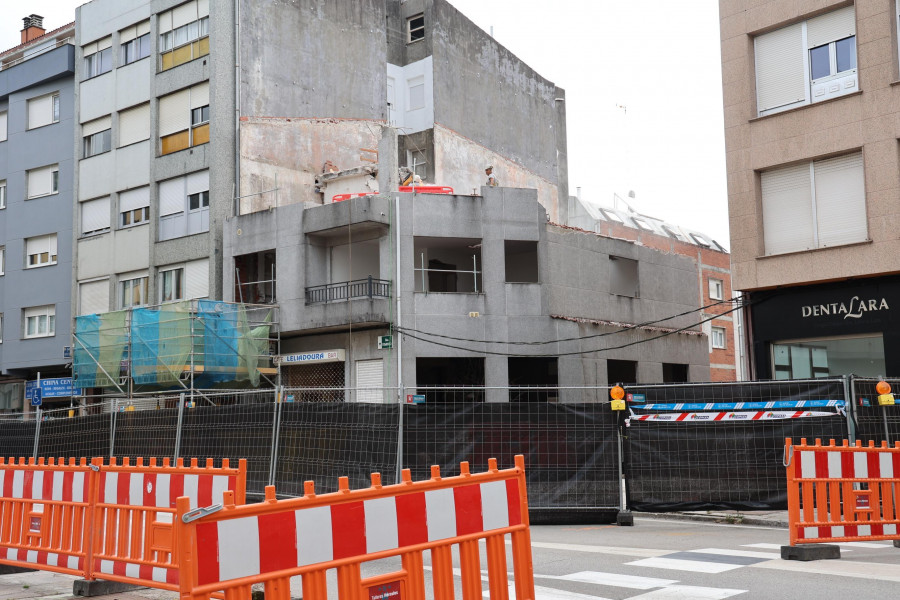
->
[1,516,898,599]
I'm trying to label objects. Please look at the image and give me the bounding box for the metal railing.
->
[305,276,391,304]
[0,37,74,72]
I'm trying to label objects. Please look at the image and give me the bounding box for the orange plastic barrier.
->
[0,456,245,592]
[786,438,900,546]
[332,186,454,203]
[175,455,534,600]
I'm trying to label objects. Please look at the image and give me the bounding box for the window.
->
[79,280,109,315]
[408,76,425,110]
[607,359,637,385]
[709,278,724,301]
[25,234,58,268]
[754,6,857,116]
[413,237,482,293]
[81,197,111,236]
[690,233,711,247]
[27,164,59,198]
[83,37,112,79]
[0,111,6,142]
[120,21,150,65]
[23,305,55,339]
[82,116,112,158]
[118,103,151,147]
[773,334,885,378]
[0,180,6,209]
[662,363,689,383]
[0,314,3,343]
[711,326,727,349]
[609,255,639,298]
[406,149,427,179]
[159,267,184,302]
[761,151,866,255]
[159,82,209,155]
[407,13,425,43]
[601,209,624,224]
[0,246,5,275]
[119,273,149,309]
[27,93,60,129]
[504,240,539,283]
[508,357,558,402]
[119,186,150,227]
[631,217,653,231]
[158,0,210,71]
[158,170,209,240]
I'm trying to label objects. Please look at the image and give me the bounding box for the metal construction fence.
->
[2,377,897,520]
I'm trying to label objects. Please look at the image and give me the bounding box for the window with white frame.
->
[0,111,7,142]
[0,180,6,209]
[0,246,5,275]
[120,21,150,65]
[754,6,857,116]
[23,305,55,339]
[25,234,57,268]
[27,92,60,129]
[82,116,111,158]
[407,13,424,43]
[761,151,866,255]
[83,37,112,79]
[79,280,109,316]
[81,197,111,236]
[158,82,209,155]
[119,272,149,309]
[118,103,150,147]
[159,267,184,303]
[709,278,724,301]
[711,326,727,349]
[158,170,209,240]
[158,0,210,71]
[406,149,427,179]
[0,314,3,343]
[27,164,59,198]
[119,186,150,227]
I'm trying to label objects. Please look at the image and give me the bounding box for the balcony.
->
[305,277,391,304]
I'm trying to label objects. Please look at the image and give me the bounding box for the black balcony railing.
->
[305,277,391,304]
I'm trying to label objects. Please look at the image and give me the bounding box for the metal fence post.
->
[174,392,185,461]
[32,406,41,460]
[268,386,283,487]
[843,374,856,445]
[395,385,405,484]
[109,398,118,458]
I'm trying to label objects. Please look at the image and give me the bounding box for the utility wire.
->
[393,300,749,358]
[394,296,744,346]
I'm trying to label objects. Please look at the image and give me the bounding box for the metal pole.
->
[844,374,856,445]
[268,386,283,487]
[395,384,404,484]
[32,373,41,460]
[473,254,478,294]
[616,424,626,511]
[396,194,404,405]
[174,392,185,461]
[109,398,118,458]
[883,406,891,445]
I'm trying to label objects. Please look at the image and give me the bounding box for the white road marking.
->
[838,541,894,548]
[753,559,900,582]
[484,584,613,600]
[628,585,746,599]
[527,540,669,558]
[692,547,781,559]
[539,571,677,590]
[626,557,744,574]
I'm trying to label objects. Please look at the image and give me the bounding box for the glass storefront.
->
[772,334,885,379]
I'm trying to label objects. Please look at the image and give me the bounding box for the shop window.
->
[414,237,481,293]
[773,335,886,379]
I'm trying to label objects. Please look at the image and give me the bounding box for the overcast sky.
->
[2,1,729,246]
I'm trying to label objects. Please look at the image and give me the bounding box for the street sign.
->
[31,387,42,407]
[26,378,74,400]
[405,394,425,405]
[378,335,393,349]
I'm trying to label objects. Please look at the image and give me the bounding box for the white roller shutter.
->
[119,186,149,212]
[356,359,384,403]
[82,41,98,56]
[137,20,150,36]
[190,81,209,109]
[186,170,209,195]
[97,36,112,51]
[158,89,190,136]
[82,115,111,136]
[173,1,198,29]
[26,235,50,256]
[159,177,185,216]
[761,163,815,255]
[185,258,209,299]
[81,197,110,234]
[28,95,53,129]
[814,152,867,247]
[0,112,6,142]
[755,23,806,115]
[807,6,856,48]
[158,9,173,34]
[120,25,138,43]
[119,103,150,146]
[79,280,109,315]
[27,166,53,198]
[198,0,209,18]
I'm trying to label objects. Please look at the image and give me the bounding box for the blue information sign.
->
[25,378,74,400]
[31,387,42,407]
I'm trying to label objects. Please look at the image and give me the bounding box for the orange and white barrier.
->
[175,456,534,600]
[786,438,900,546]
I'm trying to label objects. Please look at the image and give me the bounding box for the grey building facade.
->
[0,21,76,392]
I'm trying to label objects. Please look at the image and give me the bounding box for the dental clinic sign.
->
[801,296,889,320]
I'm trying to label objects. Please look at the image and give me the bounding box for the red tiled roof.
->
[0,22,75,60]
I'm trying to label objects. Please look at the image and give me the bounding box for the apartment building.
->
[0,17,76,405]
[225,183,711,400]
[568,196,741,381]
[719,0,900,378]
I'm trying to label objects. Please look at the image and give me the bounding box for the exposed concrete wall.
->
[430,0,567,219]
[239,0,387,120]
[238,118,384,213]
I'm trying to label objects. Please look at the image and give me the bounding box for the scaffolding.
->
[72,300,279,404]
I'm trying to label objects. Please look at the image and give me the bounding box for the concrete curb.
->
[639,512,789,528]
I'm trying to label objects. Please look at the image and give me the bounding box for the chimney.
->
[21,15,45,45]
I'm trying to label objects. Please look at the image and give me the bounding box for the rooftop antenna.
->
[613,191,639,214]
